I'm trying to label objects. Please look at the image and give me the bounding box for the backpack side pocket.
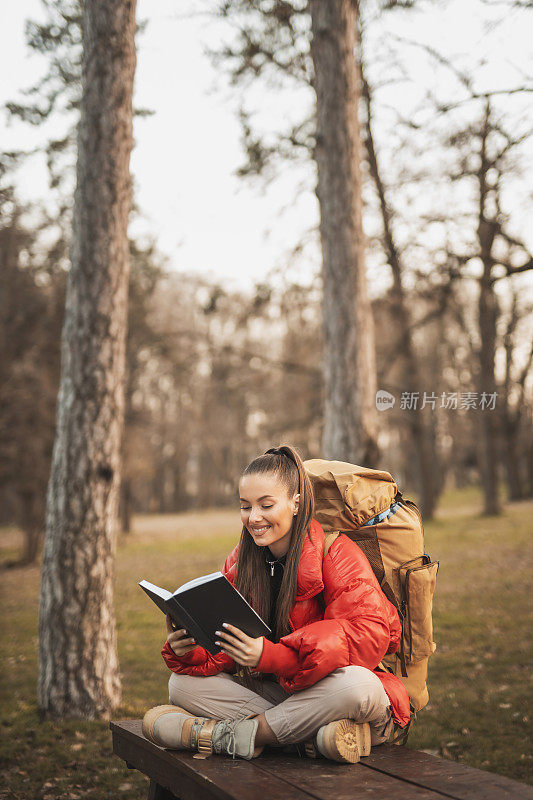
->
[398,556,439,662]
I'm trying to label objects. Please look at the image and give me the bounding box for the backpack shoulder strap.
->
[318,532,340,613]
[323,531,340,560]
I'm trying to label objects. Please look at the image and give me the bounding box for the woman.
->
[143,445,411,763]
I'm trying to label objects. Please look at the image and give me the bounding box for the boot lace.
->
[213,718,238,759]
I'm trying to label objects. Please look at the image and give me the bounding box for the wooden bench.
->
[110,720,533,800]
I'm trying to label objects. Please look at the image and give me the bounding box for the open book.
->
[139,572,271,655]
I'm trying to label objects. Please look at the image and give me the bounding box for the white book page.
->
[174,571,223,595]
[139,580,172,601]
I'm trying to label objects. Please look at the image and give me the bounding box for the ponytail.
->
[235,444,315,641]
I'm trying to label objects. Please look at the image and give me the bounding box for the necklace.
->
[265,554,286,577]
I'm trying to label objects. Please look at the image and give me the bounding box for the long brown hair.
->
[235,444,315,642]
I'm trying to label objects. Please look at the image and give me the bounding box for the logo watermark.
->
[376,390,498,411]
[375,390,396,411]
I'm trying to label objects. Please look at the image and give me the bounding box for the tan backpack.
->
[304,459,439,717]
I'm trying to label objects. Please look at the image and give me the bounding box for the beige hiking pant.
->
[168,665,393,746]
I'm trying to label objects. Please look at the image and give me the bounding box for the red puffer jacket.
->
[162,519,411,727]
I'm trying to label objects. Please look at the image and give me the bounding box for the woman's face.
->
[239,472,299,556]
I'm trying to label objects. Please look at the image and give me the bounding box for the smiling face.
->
[239,472,300,557]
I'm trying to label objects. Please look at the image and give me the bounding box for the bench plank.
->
[361,745,533,800]
[252,752,449,800]
[111,720,533,800]
[111,720,311,800]
[113,721,447,800]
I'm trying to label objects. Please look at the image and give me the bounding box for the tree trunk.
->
[477,277,500,515]
[21,530,39,566]
[501,310,532,502]
[502,418,524,500]
[360,54,437,517]
[38,0,137,718]
[20,490,43,566]
[501,359,525,502]
[527,424,533,498]
[172,463,188,511]
[309,0,378,466]
[476,103,500,516]
[120,478,132,533]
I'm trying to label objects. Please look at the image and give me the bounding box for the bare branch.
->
[491,257,533,281]
[388,34,533,114]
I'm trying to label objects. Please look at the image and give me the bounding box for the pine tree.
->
[38,0,137,718]
[309,0,378,463]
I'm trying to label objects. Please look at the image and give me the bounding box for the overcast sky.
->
[1,0,531,292]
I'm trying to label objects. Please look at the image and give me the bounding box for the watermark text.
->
[376,390,498,411]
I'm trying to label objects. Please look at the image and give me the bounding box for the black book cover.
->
[139,572,271,655]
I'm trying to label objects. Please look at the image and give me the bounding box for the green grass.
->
[410,494,533,782]
[1,495,532,798]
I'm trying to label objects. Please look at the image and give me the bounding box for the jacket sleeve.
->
[160,545,240,678]
[257,538,399,692]
[162,639,235,676]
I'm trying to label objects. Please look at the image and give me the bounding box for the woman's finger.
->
[216,640,245,659]
[215,637,240,653]
[221,623,249,642]
[168,635,197,653]
[216,628,251,649]
[215,629,240,647]
[167,616,184,632]
[221,649,246,666]
[168,628,192,639]
[168,633,195,646]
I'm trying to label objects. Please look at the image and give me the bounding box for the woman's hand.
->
[215,623,264,668]
[165,614,197,656]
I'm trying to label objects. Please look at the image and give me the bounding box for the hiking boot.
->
[142,705,259,760]
[142,704,198,749]
[310,719,371,763]
[210,717,259,760]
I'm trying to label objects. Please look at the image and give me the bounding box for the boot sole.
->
[142,704,191,744]
[316,720,371,763]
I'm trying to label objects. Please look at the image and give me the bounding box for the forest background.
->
[1,0,532,564]
[1,0,533,797]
